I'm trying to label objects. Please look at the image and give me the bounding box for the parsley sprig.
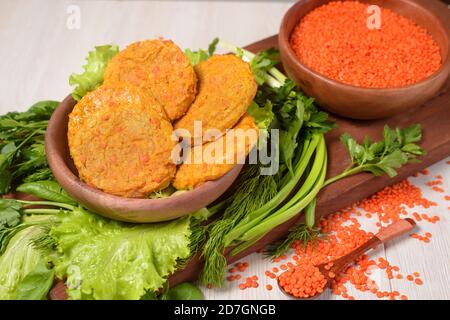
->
[324,124,425,186]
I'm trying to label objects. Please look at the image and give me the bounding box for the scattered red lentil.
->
[426,180,442,187]
[290,1,441,88]
[432,186,445,193]
[228,177,441,298]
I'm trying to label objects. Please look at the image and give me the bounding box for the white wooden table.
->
[0,0,448,300]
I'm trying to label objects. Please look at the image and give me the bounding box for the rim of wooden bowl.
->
[45,94,243,223]
[279,0,450,93]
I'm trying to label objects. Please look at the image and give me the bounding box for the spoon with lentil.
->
[277,218,416,299]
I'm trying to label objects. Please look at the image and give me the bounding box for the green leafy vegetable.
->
[0,100,58,194]
[270,124,425,257]
[17,181,76,205]
[184,38,219,66]
[15,259,54,300]
[47,207,191,300]
[200,164,277,287]
[249,48,279,85]
[0,199,23,229]
[69,45,119,101]
[247,100,274,148]
[265,223,319,258]
[324,124,425,186]
[0,224,44,299]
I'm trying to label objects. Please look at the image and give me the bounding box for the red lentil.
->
[290,1,441,88]
[278,263,327,298]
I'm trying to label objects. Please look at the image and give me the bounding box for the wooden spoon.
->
[277,218,416,299]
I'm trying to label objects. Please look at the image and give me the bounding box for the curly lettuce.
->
[69,45,119,101]
[49,208,191,300]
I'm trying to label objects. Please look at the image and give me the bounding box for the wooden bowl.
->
[279,0,450,119]
[45,95,243,223]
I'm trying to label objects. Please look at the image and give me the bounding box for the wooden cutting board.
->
[49,0,450,298]
[166,38,450,287]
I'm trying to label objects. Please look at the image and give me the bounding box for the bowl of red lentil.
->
[279,0,450,119]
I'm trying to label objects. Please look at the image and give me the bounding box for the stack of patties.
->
[68,40,258,198]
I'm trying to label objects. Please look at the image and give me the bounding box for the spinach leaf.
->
[16,181,76,205]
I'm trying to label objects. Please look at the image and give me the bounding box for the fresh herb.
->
[69,45,119,101]
[200,164,278,287]
[248,48,279,85]
[324,124,425,186]
[0,196,71,255]
[0,100,58,194]
[270,125,425,257]
[0,199,23,229]
[185,38,219,66]
[266,223,320,258]
[15,259,55,300]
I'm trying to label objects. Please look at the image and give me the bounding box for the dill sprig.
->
[30,224,58,254]
[265,223,320,259]
[200,164,278,287]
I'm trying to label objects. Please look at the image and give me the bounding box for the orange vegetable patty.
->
[68,85,176,198]
[173,114,259,190]
[174,55,257,145]
[103,39,197,121]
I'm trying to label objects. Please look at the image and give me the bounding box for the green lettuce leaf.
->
[50,208,191,300]
[184,38,218,66]
[69,45,119,101]
[0,225,43,299]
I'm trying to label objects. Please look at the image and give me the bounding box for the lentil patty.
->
[68,85,176,198]
[173,114,258,190]
[174,55,257,145]
[103,40,197,121]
